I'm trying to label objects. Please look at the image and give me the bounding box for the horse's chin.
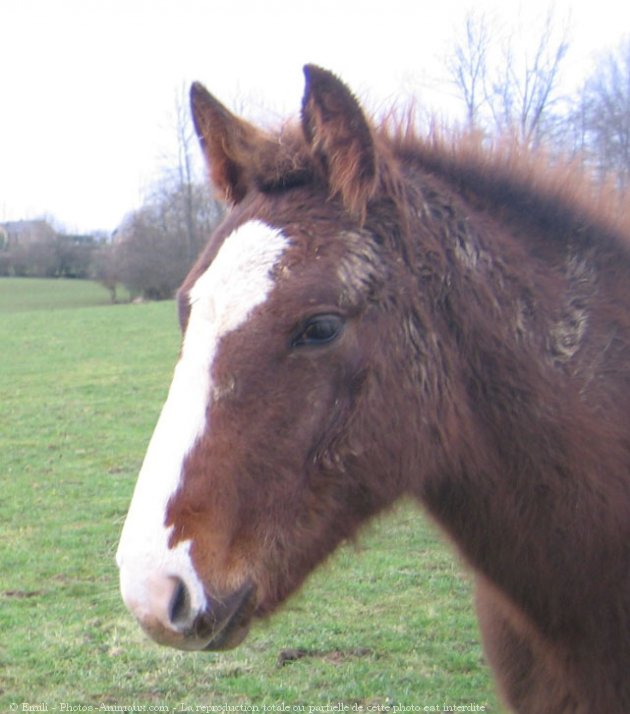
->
[201,583,294,650]
[201,618,252,650]
[198,582,257,651]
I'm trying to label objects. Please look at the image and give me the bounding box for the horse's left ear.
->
[301,65,377,221]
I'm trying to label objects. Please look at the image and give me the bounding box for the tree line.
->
[0,226,106,279]
[0,86,226,301]
[94,176,225,301]
[0,178,224,301]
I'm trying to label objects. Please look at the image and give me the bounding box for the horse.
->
[116,65,630,713]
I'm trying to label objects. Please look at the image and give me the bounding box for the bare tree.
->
[115,205,180,300]
[111,86,226,300]
[173,84,201,265]
[446,10,491,129]
[573,38,630,189]
[446,9,570,146]
[114,176,225,300]
[92,240,120,302]
[491,10,569,146]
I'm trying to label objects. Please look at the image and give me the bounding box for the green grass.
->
[0,277,129,313]
[0,278,501,712]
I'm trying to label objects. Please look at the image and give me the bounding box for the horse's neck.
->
[401,179,628,639]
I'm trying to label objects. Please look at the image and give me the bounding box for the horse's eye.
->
[291,314,345,348]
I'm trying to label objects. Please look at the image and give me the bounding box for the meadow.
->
[0,278,500,712]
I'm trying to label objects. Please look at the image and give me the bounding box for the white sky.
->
[1,0,629,234]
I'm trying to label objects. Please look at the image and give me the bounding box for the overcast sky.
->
[1,0,629,234]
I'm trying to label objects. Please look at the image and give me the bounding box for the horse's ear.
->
[301,65,377,220]
[190,82,269,204]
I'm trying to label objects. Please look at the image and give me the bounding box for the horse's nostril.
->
[168,577,191,627]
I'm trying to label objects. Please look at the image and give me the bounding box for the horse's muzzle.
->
[127,575,257,651]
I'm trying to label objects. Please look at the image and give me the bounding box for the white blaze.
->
[116,220,290,621]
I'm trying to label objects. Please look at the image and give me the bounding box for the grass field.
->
[0,278,501,712]
[0,277,130,314]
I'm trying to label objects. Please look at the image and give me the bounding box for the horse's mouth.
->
[197,582,257,651]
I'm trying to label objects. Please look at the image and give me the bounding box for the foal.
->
[117,65,630,713]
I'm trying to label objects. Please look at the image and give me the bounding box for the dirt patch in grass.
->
[3,590,44,599]
[277,647,373,667]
